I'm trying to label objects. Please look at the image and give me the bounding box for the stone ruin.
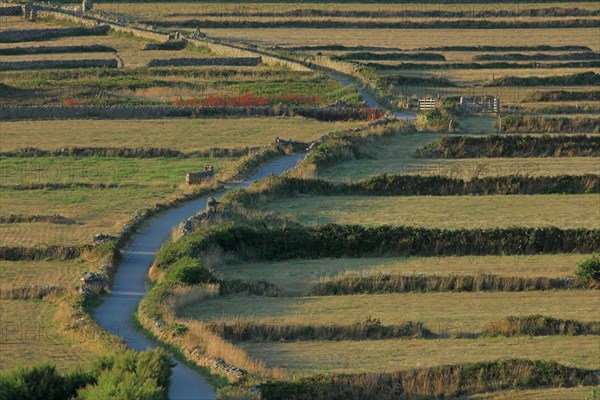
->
[186,165,215,185]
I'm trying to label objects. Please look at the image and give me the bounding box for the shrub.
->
[0,364,94,400]
[166,256,217,285]
[575,254,600,285]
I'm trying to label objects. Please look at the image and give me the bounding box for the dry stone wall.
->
[0,24,110,42]
[147,57,262,67]
[0,58,117,71]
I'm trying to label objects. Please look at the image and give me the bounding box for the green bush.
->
[166,256,217,285]
[0,364,94,400]
[575,254,600,284]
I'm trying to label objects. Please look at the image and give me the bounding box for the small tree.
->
[575,254,600,285]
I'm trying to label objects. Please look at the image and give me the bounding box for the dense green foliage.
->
[166,256,217,285]
[156,222,600,268]
[575,254,600,285]
[417,134,600,158]
[0,364,94,400]
[259,359,598,399]
[223,175,600,207]
[0,350,172,400]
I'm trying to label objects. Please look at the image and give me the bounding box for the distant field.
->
[241,336,600,375]
[258,194,600,229]
[471,386,600,400]
[0,156,235,245]
[319,133,600,180]
[0,300,95,372]
[0,260,88,289]
[210,254,587,296]
[203,28,600,51]
[0,118,362,152]
[97,2,600,16]
[180,291,600,328]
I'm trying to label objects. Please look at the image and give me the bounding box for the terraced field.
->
[1,1,599,399]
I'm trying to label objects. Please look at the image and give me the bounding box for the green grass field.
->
[257,194,600,229]
[319,133,600,181]
[241,336,600,375]
[0,260,89,290]
[180,291,599,329]
[0,156,235,245]
[209,254,587,296]
[0,118,361,152]
[0,300,95,372]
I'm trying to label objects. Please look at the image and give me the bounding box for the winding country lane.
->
[93,154,306,400]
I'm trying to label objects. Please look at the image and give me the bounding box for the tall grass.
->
[259,359,599,399]
[484,315,600,337]
[310,272,583,295]
[207,318,428,341]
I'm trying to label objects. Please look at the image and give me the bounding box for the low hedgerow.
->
[222,174,600,209]
[155,222,600,268]
[484,315,600,337]
[259,359,598,399]
[416,134,600,158]
[310,273,583,295]
[207,318,429,342]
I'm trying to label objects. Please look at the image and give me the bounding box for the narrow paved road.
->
[94,154,306,400]
[330,74,416,121]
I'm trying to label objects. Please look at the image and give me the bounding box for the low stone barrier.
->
[0,58,117,71]
[0,24,110,43]
[147,57,262,67]
[0,105,383,121]
[0,5,23,16]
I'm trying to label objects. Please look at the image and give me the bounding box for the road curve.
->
[329,74,416,121]
[94,153,306,400]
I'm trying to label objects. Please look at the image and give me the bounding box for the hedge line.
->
[259,359,599,399]
[156,223,600,267]
[500,115,600,133]
[486,72,600,87]
[525,90,600,102]
[310,273,583,295]
[484,315,600,337]
[208,319,428,342]
[416,134,600,158]
[474,52,600,61]
[223,175,600,208]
